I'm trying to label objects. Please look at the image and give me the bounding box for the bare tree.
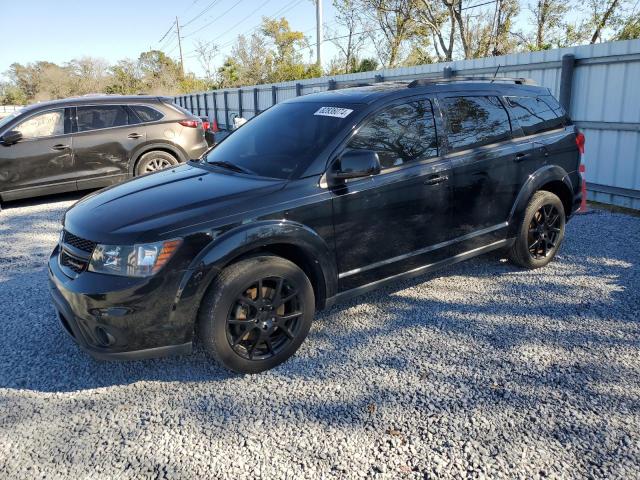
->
[362,0,418,67]
[193,40,219,84]
[328,0,369,72]
[530,0,569,49]
[414,0,457,61]
[591,0,621,43]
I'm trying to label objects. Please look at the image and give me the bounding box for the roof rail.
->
[407,76,537,87]
[335,82,375,89]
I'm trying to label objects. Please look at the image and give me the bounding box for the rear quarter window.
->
[130,105,164,123]
[505,95,566,135]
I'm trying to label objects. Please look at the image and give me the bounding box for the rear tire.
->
[198,256,315,374]
[508,190,566,269]
[135,151,178,176]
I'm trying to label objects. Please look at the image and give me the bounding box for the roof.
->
[21,95,168,112]
[284,78,549,105]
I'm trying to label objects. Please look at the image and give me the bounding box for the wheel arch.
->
[175,220,338,321]
[129,142,188,176]
[507,165,573,237]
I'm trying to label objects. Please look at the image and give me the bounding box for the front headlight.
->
[88,239,182,277]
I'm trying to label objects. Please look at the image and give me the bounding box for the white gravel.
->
[1,193,639,479]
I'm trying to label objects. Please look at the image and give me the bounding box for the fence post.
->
[443,66,454,78]
[212,92,218,126]
[203,93,209,117]
[196,94,201,116]
[223,91,229,129]
[559,54,576,113]
[238,89,243,118]
[328,79,337,90]
[296,83,302,96]
[191,95,195,113]
[253,88,259,114]
[271,85,277,106]
[374,74,384,83]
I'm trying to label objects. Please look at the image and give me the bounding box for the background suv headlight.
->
[88,239,182,277]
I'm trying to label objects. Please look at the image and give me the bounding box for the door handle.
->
[514,152,531,162]
[128,133,142,139]
[51,144,70,151]
[424,174,449,186]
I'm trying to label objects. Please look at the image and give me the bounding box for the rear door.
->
[0,107,76,200]
[331,96,453,290]
[439,94,531,241]
[72,105,146,190]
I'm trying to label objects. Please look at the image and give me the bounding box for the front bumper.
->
[48,245,194,360]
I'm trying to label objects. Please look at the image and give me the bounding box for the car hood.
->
[64,163,286,243]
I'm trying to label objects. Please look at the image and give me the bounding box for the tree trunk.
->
[591,0,620,44]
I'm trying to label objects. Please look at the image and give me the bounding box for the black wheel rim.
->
[528,204,562,259]
[226,276,303,361]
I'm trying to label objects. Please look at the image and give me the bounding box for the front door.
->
[330,97,453,291]
[72,105,146,189]
[0,107,76,200]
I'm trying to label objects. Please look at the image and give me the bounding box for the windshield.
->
[204,102,360,179]
[0,111,21,131]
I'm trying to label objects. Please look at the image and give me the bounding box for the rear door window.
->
[347,99,438,169]
[441,96,511,150]
[505,96,565,135]
[76,105,130,132]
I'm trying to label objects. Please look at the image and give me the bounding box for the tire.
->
[508,190,566,269]
[198,256,315,374]
[135,151,179,176]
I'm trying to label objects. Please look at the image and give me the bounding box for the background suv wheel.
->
[135,151,179,176]
[198,256,315,374]
[509,190,566,269]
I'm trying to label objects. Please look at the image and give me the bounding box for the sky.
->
[0,0,341,80]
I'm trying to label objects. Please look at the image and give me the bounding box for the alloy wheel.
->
[225,276,303,361]
[528,204,562,259]
[144,158,173,172]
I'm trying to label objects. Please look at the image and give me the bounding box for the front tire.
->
[509,190,566,269]
[135,151,178,176]
[198,256,315,374]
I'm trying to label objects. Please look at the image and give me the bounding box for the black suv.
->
[0,95,208,203]
[49,78,583,373]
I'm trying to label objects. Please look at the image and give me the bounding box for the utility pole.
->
[316,0,323,67]
[176,16,185,77]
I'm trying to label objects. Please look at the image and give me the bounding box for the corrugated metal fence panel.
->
[178,39,640,209]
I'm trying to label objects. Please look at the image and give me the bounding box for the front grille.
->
[60,250,88,274]
[63,230,96,253]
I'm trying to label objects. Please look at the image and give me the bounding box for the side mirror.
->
[330,150,381,182]
[1,130,22,145]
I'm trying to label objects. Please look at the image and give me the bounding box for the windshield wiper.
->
[207,160,254,175]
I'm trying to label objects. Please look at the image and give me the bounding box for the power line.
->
[182,0,223,28]
[182,0,248,38]
[157,21,176,44]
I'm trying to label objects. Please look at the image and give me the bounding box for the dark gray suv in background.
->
[0,95,208,203]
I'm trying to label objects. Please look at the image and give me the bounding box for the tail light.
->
[202,121,210,131]
[575,132,585,155]
[179,120,201,128]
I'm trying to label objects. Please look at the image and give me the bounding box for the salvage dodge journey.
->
[49,78,584,373]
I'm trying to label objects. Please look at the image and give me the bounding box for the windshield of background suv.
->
[204,102,360,179]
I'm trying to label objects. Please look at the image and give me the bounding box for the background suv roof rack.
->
[407,76,537,87]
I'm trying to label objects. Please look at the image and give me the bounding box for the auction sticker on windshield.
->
[313,107,353,118]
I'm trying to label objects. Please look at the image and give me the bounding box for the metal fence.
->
[176,39,640,210]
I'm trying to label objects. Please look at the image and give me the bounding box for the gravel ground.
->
[1,193,639,480]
